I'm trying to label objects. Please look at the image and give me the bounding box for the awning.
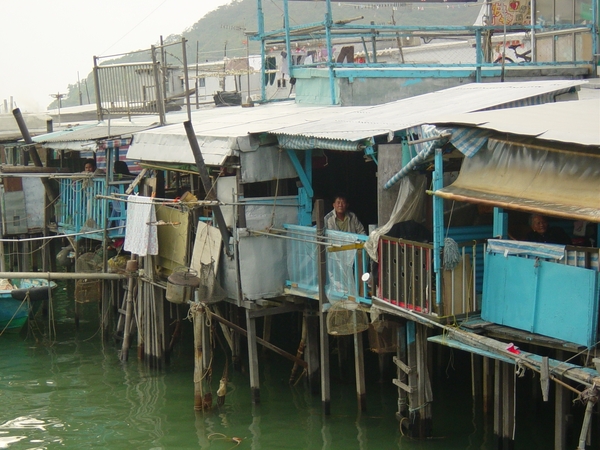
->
[434,138,600,222]
[383,125,488,190]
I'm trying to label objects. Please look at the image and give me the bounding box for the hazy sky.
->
[1,0,232,112]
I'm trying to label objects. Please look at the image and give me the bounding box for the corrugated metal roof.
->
[432,98,600,147]
[273,80,584,141]
[127,80,585,165]
[34,121,158,144]
[32,120,160,151]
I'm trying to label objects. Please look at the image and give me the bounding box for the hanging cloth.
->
[124,195,158,256]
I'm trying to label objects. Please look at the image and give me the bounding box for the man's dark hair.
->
[332,193,349,203]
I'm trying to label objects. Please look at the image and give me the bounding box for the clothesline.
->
[0,227,124,243]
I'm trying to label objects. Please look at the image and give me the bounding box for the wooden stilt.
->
[315,200,330,415]
[554,350,574,450]
[101,279,111,342]
[471,354,483,402]
[230,304,242,371]
[192,304,205,411]
[483,356,493,415]
[22,240,30,272]
[416,324,433,437]
[157,285,167,368]
[554,353,570,450]
[354,330,367,412]
[245,308,260,404]
[501,362,515,450]
[290,313,307,385]
[378,354,386,384]
[74,242,81,329]
[494,359,502,449]
[0,240,5,272]
[404,322,432,438]
[304,311,320,395]
[119,257,137,361]
[394,321,408,422]
[201,303,211,370]
[262,315,272,357]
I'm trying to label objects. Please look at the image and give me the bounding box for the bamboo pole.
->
[192,304,205,410]
[0,271,125,280]
[120,256,138,362]
[246,308,260,404]
[315,199,331,415]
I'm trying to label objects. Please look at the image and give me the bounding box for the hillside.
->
[53,0,483,109]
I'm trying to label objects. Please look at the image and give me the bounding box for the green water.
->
[0,291,569,449]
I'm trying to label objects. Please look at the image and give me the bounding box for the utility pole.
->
[50,92,65,127]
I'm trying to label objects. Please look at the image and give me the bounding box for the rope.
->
[0,292,31,336]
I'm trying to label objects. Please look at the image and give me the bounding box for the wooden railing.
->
[378,236,485,317]
[56,177,128,240]
[378,237,434,314]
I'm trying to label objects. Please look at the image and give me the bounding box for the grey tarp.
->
[434,139,600,222]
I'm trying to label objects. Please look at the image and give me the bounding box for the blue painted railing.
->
[284,224,370,304]
[56,177,129,240]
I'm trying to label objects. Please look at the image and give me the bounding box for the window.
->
[198,77,206,88]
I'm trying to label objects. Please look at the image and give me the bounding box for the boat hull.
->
[0,279,57,333]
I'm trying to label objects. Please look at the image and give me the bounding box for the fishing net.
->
[166,267,200,304]
[368,319,400,353]
[75,252,103,303]
[326,300,370,336]
[76,252,103,273]
[195,262,227,304]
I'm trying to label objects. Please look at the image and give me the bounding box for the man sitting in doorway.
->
[324,195,366,235]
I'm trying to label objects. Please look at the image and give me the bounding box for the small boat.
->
[0,279,57,333]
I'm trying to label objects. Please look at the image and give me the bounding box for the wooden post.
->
[201,300,211,370]
[315,199,330,415]
[22,240,30,272]
[483,356,493,415]
[472,354,483,403]
[231,304,242,371]
[554,351,570,450]
[192,304,205,411]
[120,256,137,361]
[354,330,367,412]
[416,323,433,437]
[405,322,432,438]
[74,241,81,329]
[494,359,502,449]
[262,315,272,356]
[246,308,260,404]
[501,362,515,450]
[0,239,5,272]
[395,321,408,421]
[304,311,320,395]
